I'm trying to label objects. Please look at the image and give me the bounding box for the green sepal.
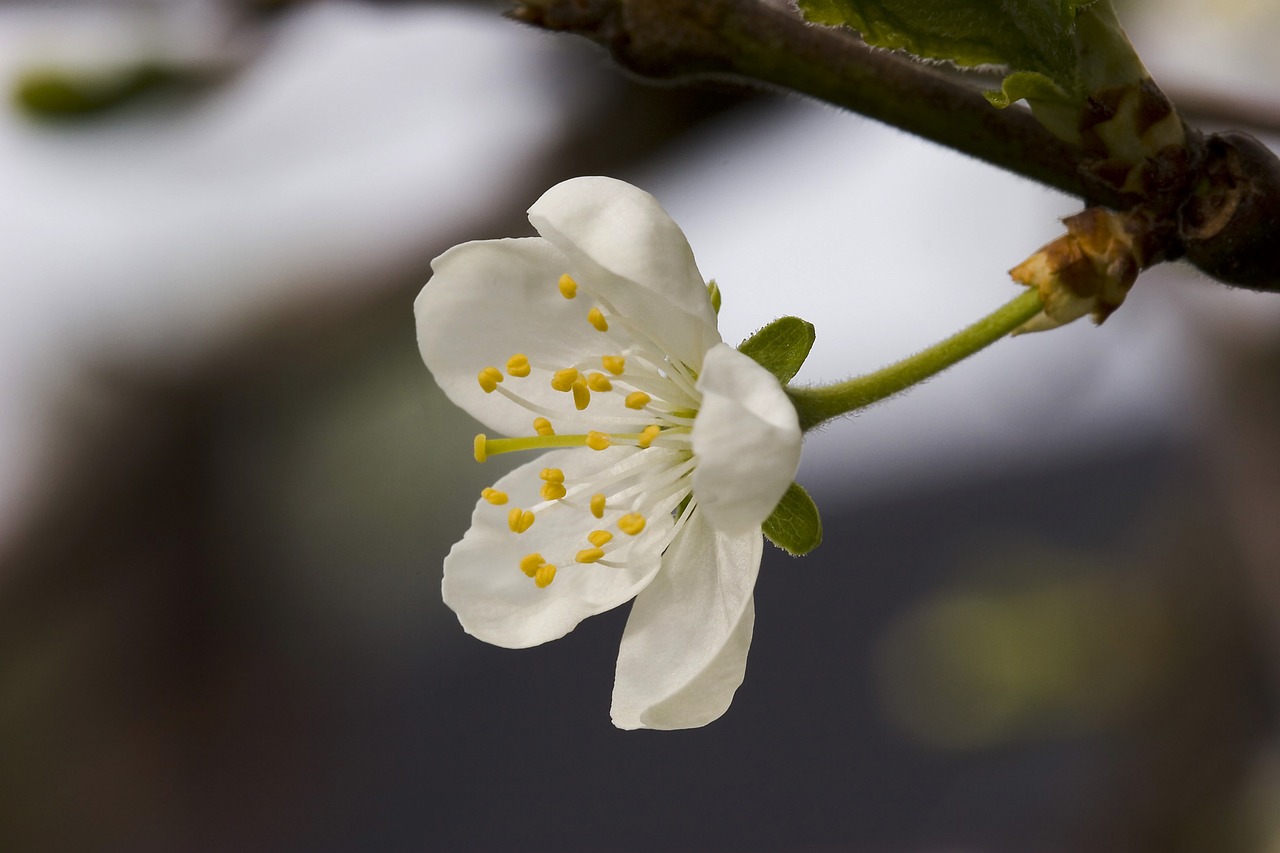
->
[737,316,816,385]
[707,280,722,315]
[762,482,824,557]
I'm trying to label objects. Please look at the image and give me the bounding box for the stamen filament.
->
[609,360,701,410]
[580,288,699,394]
[477,431,690,460]
[526,447,685,513]
[652,494,699,555]
[491,383,677,428]
[609,455,697,510]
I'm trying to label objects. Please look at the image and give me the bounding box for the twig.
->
[510,0,1132,210]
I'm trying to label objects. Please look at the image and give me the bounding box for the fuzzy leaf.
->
[762,482,823,557]
[737,316,816,385]
[14,63,179,119]
[798,0,1084,89]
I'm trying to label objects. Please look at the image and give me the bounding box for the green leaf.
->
[762,482,823,557]
[798,0,1162,156]
[737,316,816,385]
[797,0,1084,89]
[984,70,1079,142]
[14,63,172,119]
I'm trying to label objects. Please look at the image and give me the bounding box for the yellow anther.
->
[588,529,613,547]
[586,431,611,451]
[618,513,646,536]
[474,434,488,463]
[507,508,535,534]
[601,355,625,375]
[540,482,567,501]
[572,379,591,411]
[625,391,651,410]
[576,547,606,564]
[533,417,555,436]
[590,493,606,519]
[519,553,545,578]
[551,368,580,392]
[558,274,578,299]
[587,306,609,332]
[534,563,557,588]
[637,425,662,449]
[481,487,508,505]
[477,366,503,393]
[539,468,565,483]
[586,372,613,393]
[506,354,531,378]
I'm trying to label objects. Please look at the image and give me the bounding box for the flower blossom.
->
[415,176,802,729]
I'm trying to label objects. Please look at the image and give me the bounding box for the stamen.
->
[625,391,651,410]
[579,287,700,398]
[609,356,701,410]
[477,432,632,459]
[481,487,508,505]
[572,379,591,411]
[533,417,554,436]
[551,368,580,392]
[637,425,662,449]
[652,493,699,557]
[493,382,670,428]
[508,508,535,533]
[506,354,531,378]
[601,355,625,375]
[538,466,566,500]
[576,547,606,564]
[528,445,680,515]
[519,553,544,578]
[586,372,613,393]
[587,307,609,332]
[477,366,503,393]
[534,563,557,588]
[558,274,577,299]
[618,513,646,535]
[590,493,606,518]
[588,530,613,547]
[609,454,697,511]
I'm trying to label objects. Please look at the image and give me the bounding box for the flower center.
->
[471,271,705,589]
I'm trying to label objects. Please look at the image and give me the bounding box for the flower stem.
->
[787,290,1044,431]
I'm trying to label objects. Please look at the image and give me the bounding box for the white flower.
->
[415,176,802,730]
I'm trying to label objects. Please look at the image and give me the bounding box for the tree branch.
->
[513,0,1280,290]
[511,0,1131,210]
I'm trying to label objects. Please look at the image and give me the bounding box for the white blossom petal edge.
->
[415,176,802,730]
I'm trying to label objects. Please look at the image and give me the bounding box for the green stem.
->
[787,289,1044,431]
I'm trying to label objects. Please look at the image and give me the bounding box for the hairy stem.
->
[787,289,1044,431]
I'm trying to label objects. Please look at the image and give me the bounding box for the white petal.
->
[527,176,721,370]
[692,344,802,534]
[442,447,671,648]
[610,512,761,730]
[416,237,650,436]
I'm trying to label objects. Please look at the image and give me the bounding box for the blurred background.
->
[2,0,1279,850]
